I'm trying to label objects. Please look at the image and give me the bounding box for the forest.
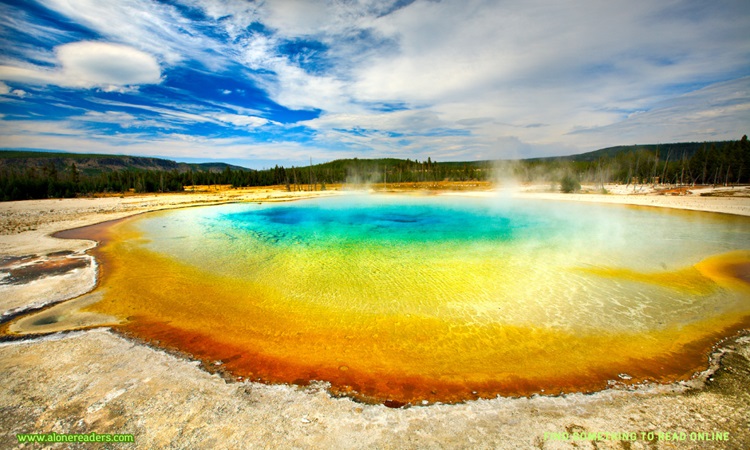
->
[0,136,747,201]
[516,136,750,189]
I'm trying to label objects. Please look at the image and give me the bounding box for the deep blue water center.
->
[219,196,557,246]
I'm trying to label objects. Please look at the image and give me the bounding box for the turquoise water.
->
[139,194,749,270]
[132,195,750,332]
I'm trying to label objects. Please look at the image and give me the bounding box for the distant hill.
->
[0,150,252,175]
[307,157,494,174]
[1,141,737,174]
[305,141,736,171]
[529,141,735,163]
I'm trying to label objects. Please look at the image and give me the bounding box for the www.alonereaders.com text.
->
[17,431,134,444]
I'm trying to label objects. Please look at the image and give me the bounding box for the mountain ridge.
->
[0,150,252,174]
[2,140,735,173]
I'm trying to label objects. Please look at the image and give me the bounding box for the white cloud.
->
[211,113,274,128]
[57,42,161,87]
[353,0,749,107]
[0,119,86,136]
[71,110,183,130]
[0,2,73,64]
[261,0,336,36]
[237,33,350,112]
[260,0,411,40]
[36,0,222,68]
[82,98,278,132]
[0,65,58,86]
[566,77,750,147]
[180,0,261,40]
[0,81,29,99]
[204,101,265,118]
[0,41,161,91]
[303,109,446,135]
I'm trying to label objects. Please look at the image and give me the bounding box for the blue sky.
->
[0,0,748,169]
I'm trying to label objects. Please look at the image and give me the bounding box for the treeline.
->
[285,158,494,188]
[1,137,748,201]
[0,163,286,201]
[0,155,493,201]
[515,135,750,188]
[0,164,183,200]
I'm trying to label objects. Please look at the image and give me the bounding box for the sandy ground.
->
[1,185,749,449]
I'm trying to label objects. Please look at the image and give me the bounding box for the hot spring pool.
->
[79,195,750,404]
